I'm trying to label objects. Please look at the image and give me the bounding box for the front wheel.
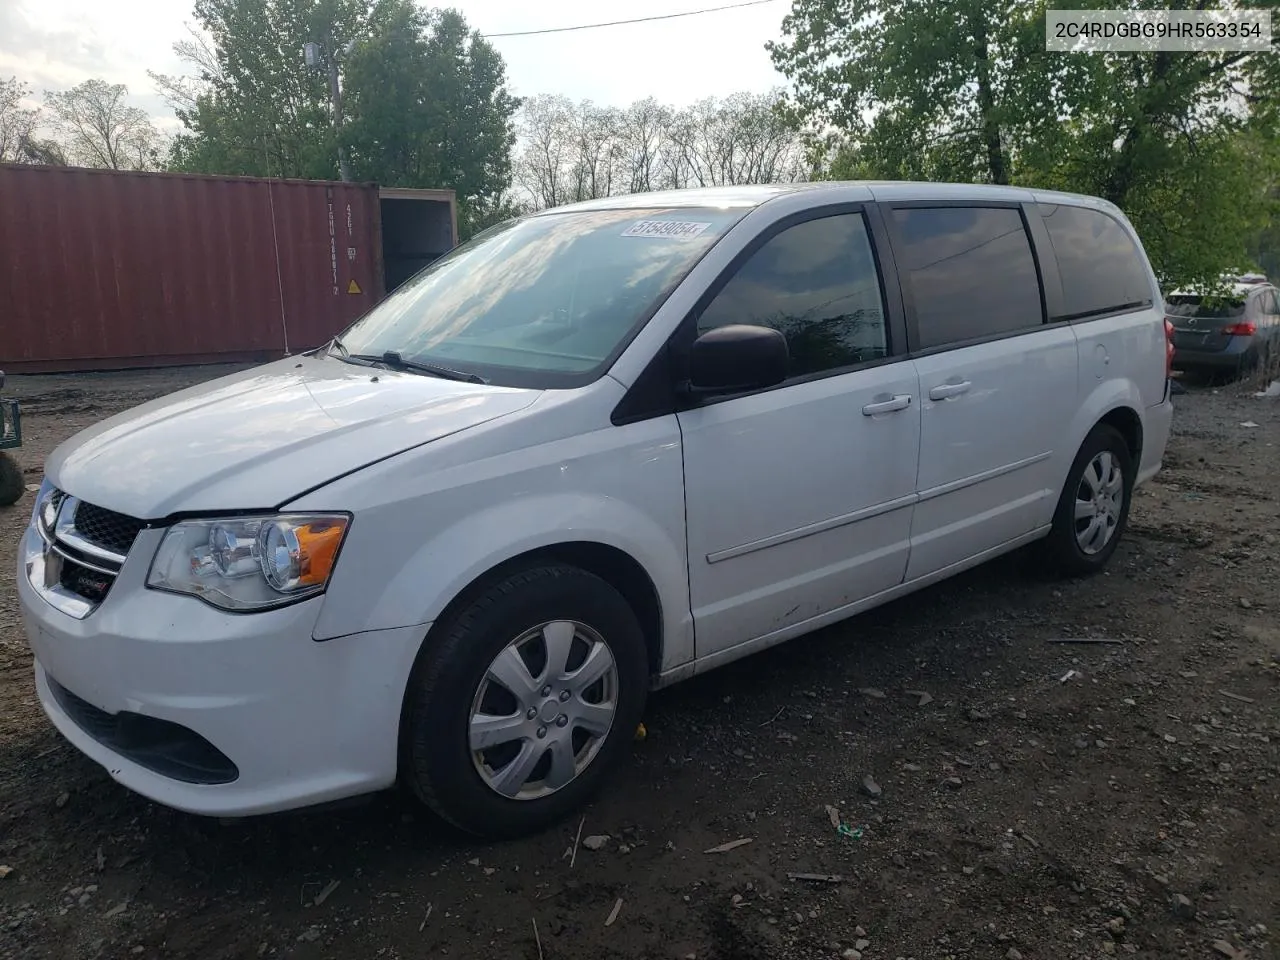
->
[400,563,649,839]
[1041,424,1134,577]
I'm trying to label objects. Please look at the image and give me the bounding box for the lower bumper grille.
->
[48,677,239,785]
[57,554,114,605]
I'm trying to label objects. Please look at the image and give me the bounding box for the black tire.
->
[0,453,22,507]
[1234,354,1251,382]
[1041,424,1134,577]
[400,563,649,839]
[1257,341,1275,379]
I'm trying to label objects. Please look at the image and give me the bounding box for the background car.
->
[1166,280,1280,380]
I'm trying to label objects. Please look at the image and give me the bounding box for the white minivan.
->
[19,182,1174,838]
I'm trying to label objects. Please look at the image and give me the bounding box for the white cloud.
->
[461,1,789,106]
[0,0,790,127]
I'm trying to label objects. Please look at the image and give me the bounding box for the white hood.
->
[45,354,539,518]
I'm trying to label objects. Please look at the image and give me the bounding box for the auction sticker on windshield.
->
[622,220,713,239]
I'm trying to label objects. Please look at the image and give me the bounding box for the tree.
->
[517,94,577,208]
[1008,4,1280,287]
[769,0,1068,185]
[157,1,519,237]
[43,79,165,170]
[342,2,520,237]
[514,91,807,210]
[1,77,41,162]
[771,0,1280,288]
[1246,190,1280,279]
[158,0,364,180]
[618,98,672,194]
[665,93,807,188]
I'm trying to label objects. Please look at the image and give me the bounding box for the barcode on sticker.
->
[622,220,712,239]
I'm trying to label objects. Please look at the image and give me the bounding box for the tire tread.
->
[1041,424,1133,578]
[400,563,645,838]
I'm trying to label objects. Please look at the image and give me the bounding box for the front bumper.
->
[17,523,426,816]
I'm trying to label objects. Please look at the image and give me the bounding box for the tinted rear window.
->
[1165,296,1246,320]
[1041,205,1152,319]
[891,206,1044,350]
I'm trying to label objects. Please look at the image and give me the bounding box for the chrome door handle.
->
[862,394,912,416]
[929,380,972,401]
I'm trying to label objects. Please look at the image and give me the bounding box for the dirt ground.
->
[0,365,1277,960]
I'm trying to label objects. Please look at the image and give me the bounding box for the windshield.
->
[336,206,746,388]
[1165,295,1246,320]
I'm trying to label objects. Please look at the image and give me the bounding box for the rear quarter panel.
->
[1029,192,1171,486]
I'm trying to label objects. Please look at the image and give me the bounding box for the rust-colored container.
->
[0,165,457,373]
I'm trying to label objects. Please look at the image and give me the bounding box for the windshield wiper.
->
[346,350,488,384]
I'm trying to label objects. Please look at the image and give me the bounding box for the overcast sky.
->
[0,0,791,130]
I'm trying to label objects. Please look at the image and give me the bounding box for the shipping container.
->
[0,164,457,373]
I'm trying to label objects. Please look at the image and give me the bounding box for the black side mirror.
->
[686,324,789,396]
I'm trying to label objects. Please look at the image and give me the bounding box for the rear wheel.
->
[1042,424,1133,577]
[0,453,22,507]
[1257,340,1275,378]
[400,563,648,839]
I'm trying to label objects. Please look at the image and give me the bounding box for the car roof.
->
[1167,282,1265,299]
[532,181,1120,216]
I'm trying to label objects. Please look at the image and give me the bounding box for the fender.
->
[291,397,694,671]
[1056,375,1146,495]
[319,491,691,663]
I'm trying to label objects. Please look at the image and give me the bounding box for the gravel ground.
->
[0,365,1277,960]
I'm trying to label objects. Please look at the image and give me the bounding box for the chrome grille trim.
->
[55,526,127,568]
[28,488,145,617]
[46,539,122,577]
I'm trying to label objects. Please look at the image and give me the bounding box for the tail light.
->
[1220,321,1257,336]
[1163,317,1175,376]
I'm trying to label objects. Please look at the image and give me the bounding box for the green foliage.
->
[342,3,519,236]
[771,0,1280,289]
[158,0,519,233]
[767,0,1057,185]
[1247,198,1280,278]
[162,0,363,179]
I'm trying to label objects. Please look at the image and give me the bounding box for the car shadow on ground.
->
[3,546,1054,887]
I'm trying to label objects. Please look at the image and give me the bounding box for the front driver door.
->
[677,208,922,660]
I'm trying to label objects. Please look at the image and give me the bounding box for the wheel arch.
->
[416,541,665,681]
[394,540,666,789]
[1063,378,1147,486]
[1096,404,1143,465]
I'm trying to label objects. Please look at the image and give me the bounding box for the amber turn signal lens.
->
[294,520,347,587]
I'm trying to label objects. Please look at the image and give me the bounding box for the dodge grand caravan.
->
[19,182,1174,839]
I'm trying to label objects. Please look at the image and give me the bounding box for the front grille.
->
[72,502,146,555]
[48,677,239,785]
[35,489,146,611]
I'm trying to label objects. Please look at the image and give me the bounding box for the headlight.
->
[146,514,350,612]
[28,478,59,533]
